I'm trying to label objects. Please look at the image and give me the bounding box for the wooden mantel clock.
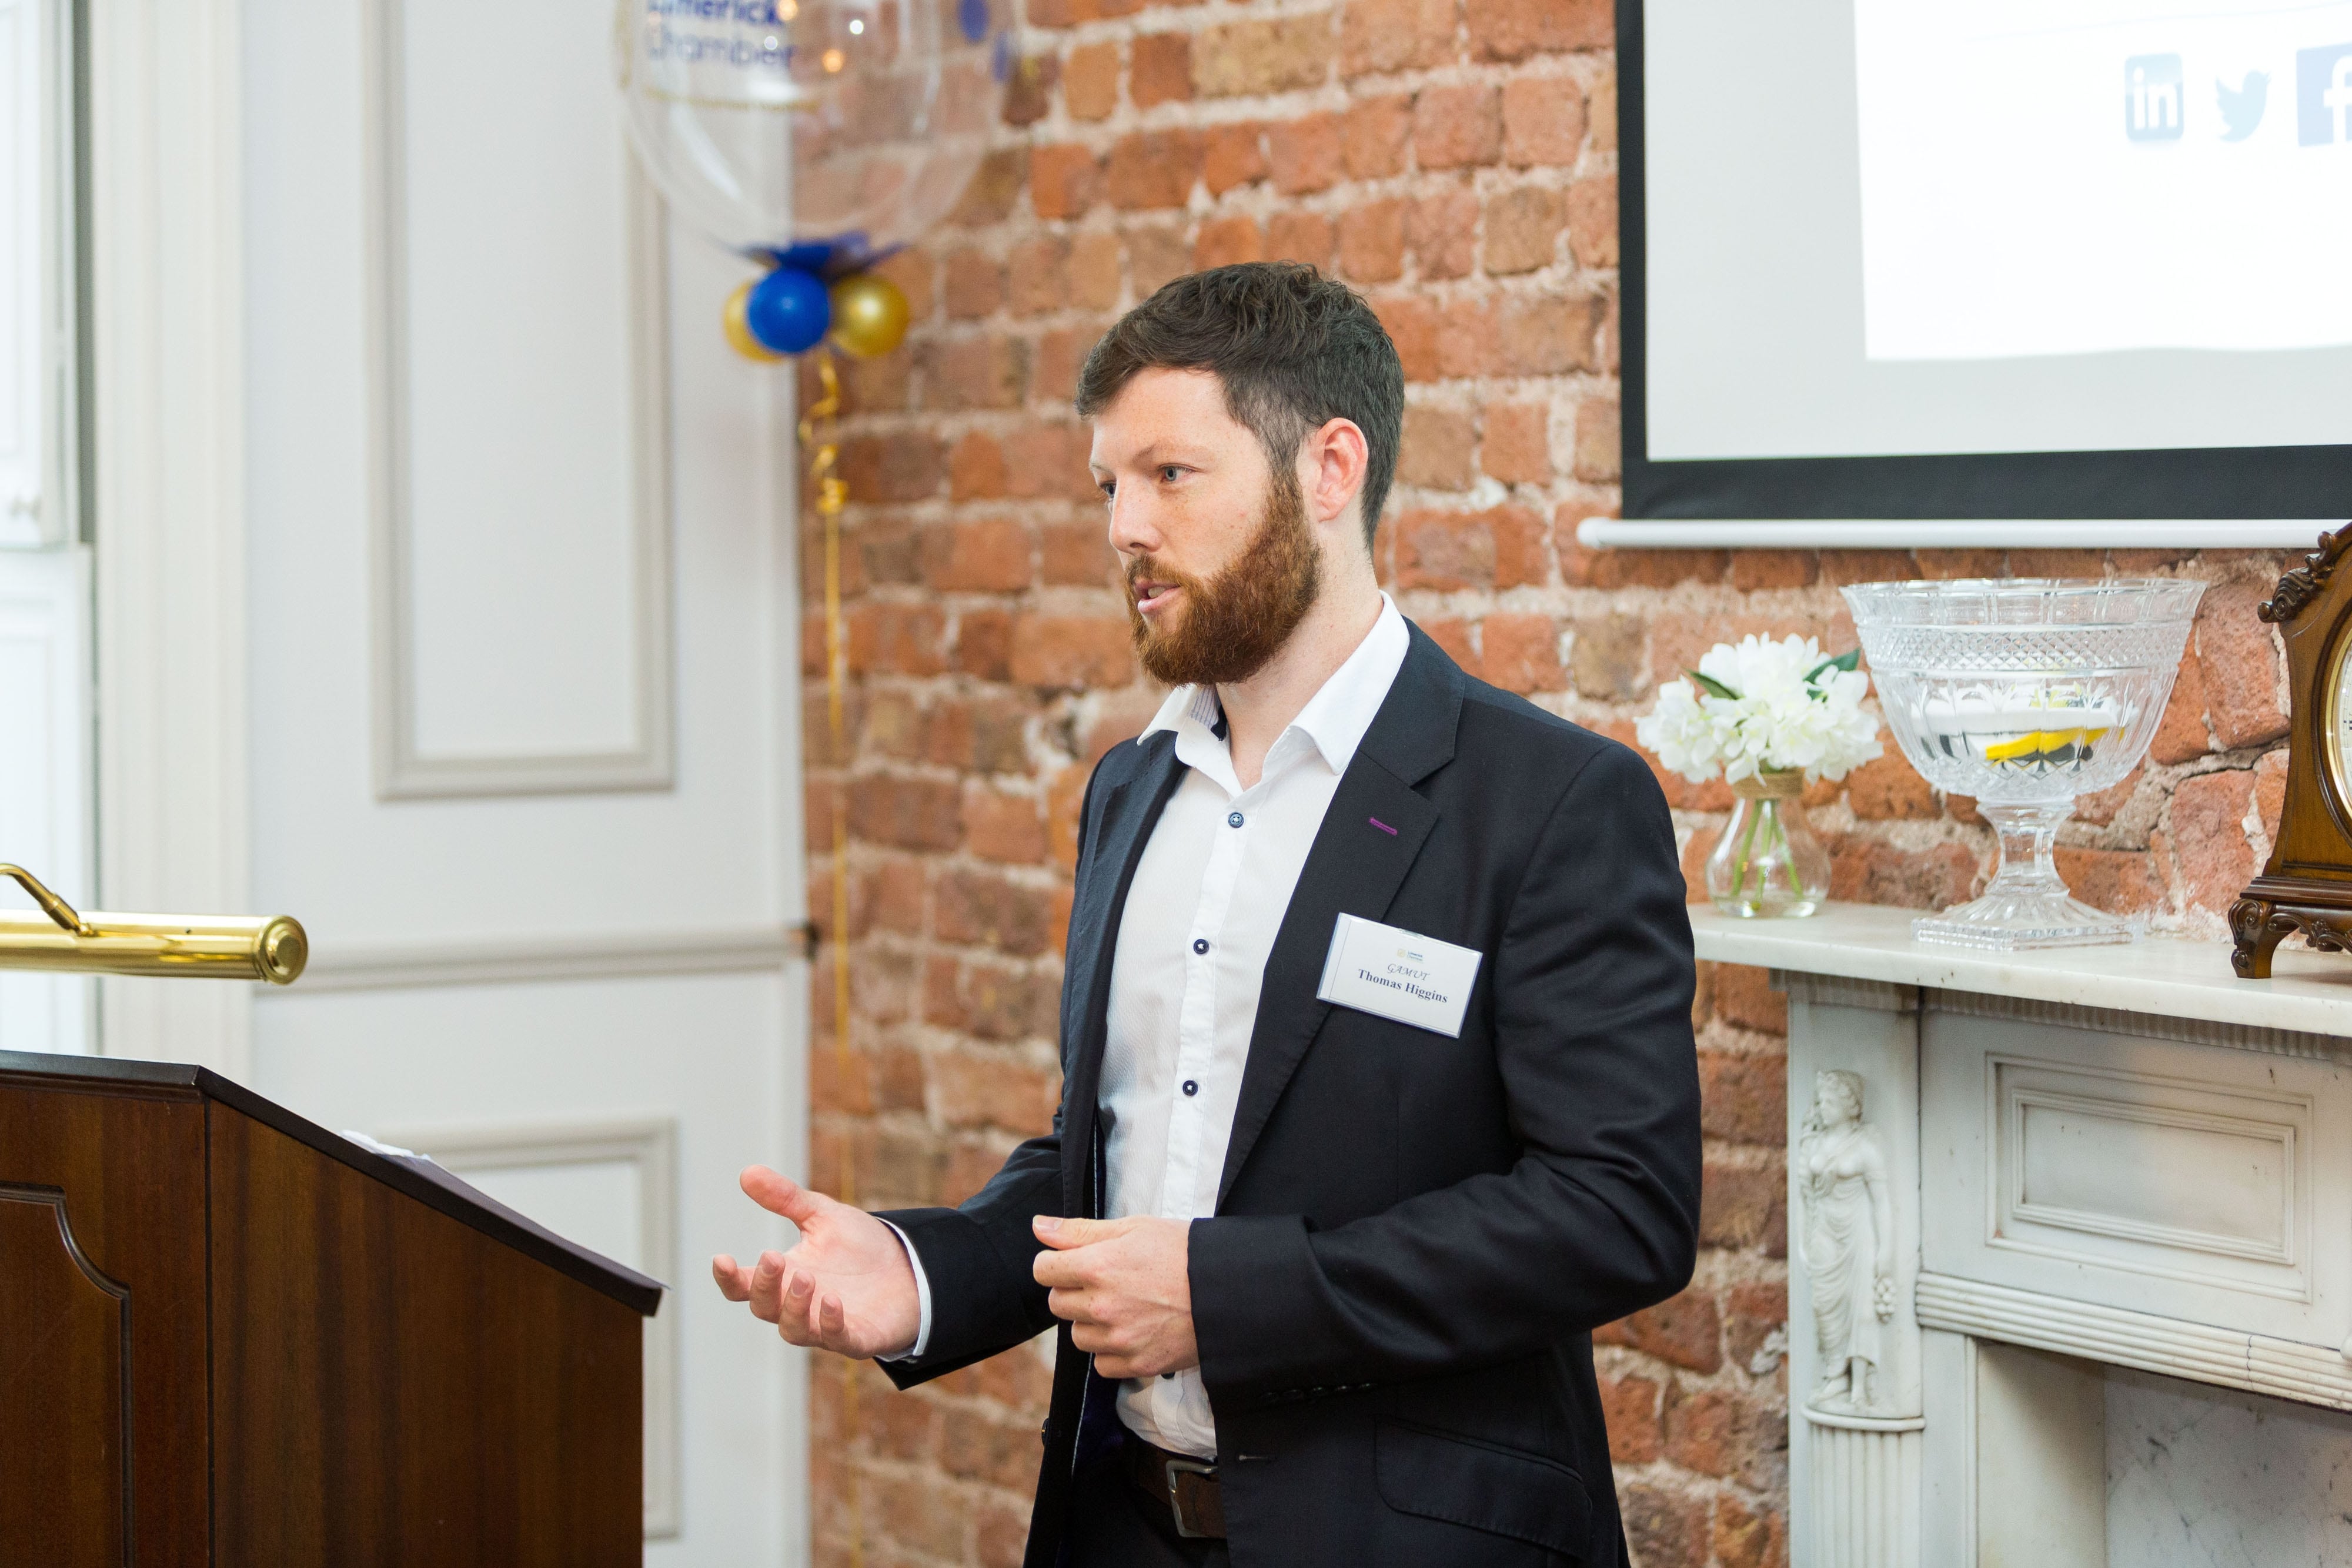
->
[2233,522,2352,978]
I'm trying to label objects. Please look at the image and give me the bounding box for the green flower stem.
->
[1752,808,1772,902]
[1786,807,1811,903]
[1731,791,1766,905]
[1727,777,1813,910]
[1764,800,1808,904]
[1775,808,1800,902]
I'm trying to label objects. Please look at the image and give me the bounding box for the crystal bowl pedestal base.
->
[1911,801,2137,950]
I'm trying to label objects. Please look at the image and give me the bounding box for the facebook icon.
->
[2126,54,2184,141]
[2298,43,2352,143]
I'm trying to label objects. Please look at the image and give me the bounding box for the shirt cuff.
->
[875,1218,933,1362]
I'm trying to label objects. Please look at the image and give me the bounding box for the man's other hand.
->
[712,1165,920,1360]
[1032,1215,1197,1380]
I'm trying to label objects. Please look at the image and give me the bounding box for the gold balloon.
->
[828,272,910,359]
[723,278,786,362]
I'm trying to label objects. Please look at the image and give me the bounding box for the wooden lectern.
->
[0,1048,664,1567]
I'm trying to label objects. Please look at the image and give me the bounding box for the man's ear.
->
[1304,417,1370,531]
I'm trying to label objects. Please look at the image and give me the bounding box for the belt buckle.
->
[1162,1456,1217,1539]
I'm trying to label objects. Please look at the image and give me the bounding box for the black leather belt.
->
[1122,1433,1225,1539]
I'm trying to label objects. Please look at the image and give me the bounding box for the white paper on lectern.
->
[1316,914,1484,1038]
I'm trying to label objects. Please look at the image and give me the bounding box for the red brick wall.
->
[799,4,2294,1563]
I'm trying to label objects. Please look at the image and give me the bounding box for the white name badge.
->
[1315,914,1484,1038]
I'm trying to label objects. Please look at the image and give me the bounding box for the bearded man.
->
[715,262,1702,1568]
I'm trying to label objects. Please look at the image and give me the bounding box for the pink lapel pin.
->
[1369,817,1398,835]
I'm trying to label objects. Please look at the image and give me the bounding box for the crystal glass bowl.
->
[1842,578,2206,949]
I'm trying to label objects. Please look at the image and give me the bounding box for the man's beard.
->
[1127,470,1322,688]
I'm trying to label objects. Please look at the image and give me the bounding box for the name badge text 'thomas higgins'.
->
[1316,914,1484,1038]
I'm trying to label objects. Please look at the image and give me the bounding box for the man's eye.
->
[1160,466,1184,482]
[1098,481,1115,500]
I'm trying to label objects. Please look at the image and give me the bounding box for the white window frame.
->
[0,0,92,1056]
[0,0,78,548]
[0,546,93,1054]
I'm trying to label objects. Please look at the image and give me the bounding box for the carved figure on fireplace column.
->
[1799,1069,1896,1414]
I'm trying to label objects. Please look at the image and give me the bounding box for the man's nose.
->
[1108,486,1161,558]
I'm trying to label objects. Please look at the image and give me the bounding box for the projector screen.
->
[1624,0,2352,519]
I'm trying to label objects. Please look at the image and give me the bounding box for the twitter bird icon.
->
[2218,70,2269,140]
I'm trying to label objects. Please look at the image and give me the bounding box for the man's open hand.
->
[1032,1214,1197,1380]
[712,1165,920,1360]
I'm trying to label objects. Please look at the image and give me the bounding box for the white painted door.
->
[236,0,808,1554]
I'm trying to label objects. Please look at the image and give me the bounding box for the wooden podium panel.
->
[0,1051,660,1566]
[0,1077,211,1568]
[0,1191,129,1566]
[208,1108,641,1566]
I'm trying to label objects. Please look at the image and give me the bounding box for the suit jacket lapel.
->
[1059,734,1185,1216]
[1215,624,1466,1207]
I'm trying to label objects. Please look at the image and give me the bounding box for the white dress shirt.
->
[891,596,1411,1460]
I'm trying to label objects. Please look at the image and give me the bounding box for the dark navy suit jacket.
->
[880,623,1703,1568]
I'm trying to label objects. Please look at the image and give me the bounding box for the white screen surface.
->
[1643,0,2352,460]
[1860,2,2352,360]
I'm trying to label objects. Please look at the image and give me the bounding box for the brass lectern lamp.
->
[0,862,308,984]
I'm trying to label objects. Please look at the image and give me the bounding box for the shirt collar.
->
[1140,595,1410,780]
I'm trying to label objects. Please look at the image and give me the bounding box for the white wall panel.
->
[367,0,671,795]
[247,135,794,946]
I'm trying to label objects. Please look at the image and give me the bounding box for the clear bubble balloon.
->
[616,0,1010,267]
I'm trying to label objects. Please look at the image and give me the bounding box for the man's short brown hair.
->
[1074,263,1406,549]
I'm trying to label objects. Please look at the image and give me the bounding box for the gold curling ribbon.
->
[799,349,863,1568]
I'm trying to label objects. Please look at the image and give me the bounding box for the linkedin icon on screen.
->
[2126,53,2185,141]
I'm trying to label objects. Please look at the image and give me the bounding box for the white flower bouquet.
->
[1638,634,1882,785]
[1636,634,1882,917]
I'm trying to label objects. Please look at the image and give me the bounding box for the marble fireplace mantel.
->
[1689,904,2352,1568]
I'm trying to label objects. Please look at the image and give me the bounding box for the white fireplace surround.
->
[1692,904,2352,1568]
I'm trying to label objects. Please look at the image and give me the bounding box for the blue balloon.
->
[745,266,831,355]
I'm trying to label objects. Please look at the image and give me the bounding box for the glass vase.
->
[1707,771,1829,918]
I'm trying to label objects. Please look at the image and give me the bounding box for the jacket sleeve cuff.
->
[1188,1213,1338,1410]
[870,1204,1044,1381]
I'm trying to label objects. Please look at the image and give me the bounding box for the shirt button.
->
[1192,938,1209,955]
[1182,1079,1198,1096]
[1227,811,1244,828]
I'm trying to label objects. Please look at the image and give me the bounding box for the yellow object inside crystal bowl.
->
[1979,726,2114,764]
